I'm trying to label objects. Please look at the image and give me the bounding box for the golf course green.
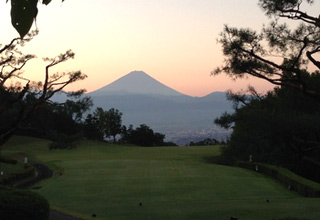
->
[2,136,320,220]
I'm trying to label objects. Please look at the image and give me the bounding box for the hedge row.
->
[1,167,36,186]
[237,161,320,197]
[0,189,49,220]
[0,157,17,165]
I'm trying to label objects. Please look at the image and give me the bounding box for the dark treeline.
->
[215,86,320,182]
[213,0,320,183]
[188,138,225,146]
[0,32,87,148]
[0,29,172,149]
[15,92,174,148]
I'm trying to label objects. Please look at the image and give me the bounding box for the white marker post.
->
[24,157,28,164]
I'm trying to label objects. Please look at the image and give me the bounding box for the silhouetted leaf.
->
[42,0,52,5]
[10,0,38,39]
[7,0,66,38]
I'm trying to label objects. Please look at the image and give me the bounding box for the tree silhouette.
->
[104,108,123,143]
[213,0,320,99]
[88,108,123,142]
[121,124,165,147]
[0,31,87,146]
[213,0,320,181]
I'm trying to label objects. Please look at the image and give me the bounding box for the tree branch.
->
[306,47,320,69]
[279,9,320,27]
[0,38,20,54]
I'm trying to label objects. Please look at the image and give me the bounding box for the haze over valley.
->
[85,71,232,145]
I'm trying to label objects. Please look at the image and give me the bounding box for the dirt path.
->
[16,163,84,220]
[16,163,53,189]
[49,210,83,220]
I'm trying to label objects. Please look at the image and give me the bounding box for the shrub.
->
[49,131,82,150]
[3,167,36,186]
[238,161,320,197]
[0,157,17,165]
[0,189,49,220]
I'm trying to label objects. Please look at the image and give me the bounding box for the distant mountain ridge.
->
[51,71,232,145]
[90,71,185,97]
[85,71,232,145]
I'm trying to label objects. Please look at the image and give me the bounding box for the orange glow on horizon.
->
[1,1,316,97]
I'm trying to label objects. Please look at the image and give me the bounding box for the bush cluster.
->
[0,189,49,220]
[2,167,36,186]
[238,161,320,197]
[0,157,17,165]
[216,86,320,182]
[121,124,167,146]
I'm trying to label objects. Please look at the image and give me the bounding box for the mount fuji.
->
[86,71,232,145]
[90,71,184,96]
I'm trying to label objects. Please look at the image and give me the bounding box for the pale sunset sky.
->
[0,0,318,96]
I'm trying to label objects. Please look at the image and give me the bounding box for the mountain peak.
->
[121,70,156,82]
[128,70,148,76]
[90,71,185,97]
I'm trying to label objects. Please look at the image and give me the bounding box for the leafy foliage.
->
[17,93,92,149]
[213,0,320,182]
[259,0,314,18]
[10,0,38,39]
[0,32,87,147]
[121,124,165,146]
[0,189,49,220]
[7,0,65,38]
[215,86,320,181]
[83,113,104,141]
[49,131,82,150]
[100,108,123,142]
[83,107,123,142]
[213,0,320,99]
[188,138,220,146]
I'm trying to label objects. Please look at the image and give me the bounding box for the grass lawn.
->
[3,136,320,220]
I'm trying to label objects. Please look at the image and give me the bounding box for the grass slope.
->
[3,136,320,220]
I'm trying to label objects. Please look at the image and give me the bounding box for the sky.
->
[0,0,317,97]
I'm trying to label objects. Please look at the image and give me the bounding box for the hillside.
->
[3,136,320,220]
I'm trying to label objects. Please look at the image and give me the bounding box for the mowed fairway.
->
[3,136,320,220]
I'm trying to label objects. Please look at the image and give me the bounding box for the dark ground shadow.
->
[16,163,84,220]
